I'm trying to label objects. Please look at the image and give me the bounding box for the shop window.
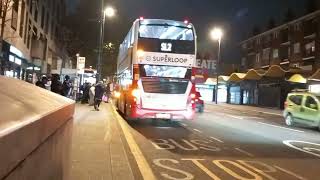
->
[9,55,15,62]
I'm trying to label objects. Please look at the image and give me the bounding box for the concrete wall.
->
[0,76,75,180]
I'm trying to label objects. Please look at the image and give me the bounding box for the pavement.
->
[70,102,320,180]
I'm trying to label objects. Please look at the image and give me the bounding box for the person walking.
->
[36,76,48,89]
[94,81,105,111]
[105,82,111,103]
[89,84,95,106]
[51,74,63,95]
[62,75,72,97]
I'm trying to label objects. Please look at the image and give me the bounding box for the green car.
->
[283,91,320,130]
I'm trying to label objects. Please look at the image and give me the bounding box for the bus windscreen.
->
[140,65,191,79]
[139,24,194,41]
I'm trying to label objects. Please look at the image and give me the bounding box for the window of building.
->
[29,0,33,14]
[45,12,49,33]
[294,23,300,31]
[305,41,316,54]
[27,20,32,49]
[273,49,279,58]
[273,31,279,39]
[262,48,270,60]
[255,53,260,63]
[34,8,38,22]
[41,6,45,28]
[241,57,246,66]
[256,38,261,45]
[294,43,300,54]
[24,13,29,44]
[11,0,19,30]
[19,1,26,37]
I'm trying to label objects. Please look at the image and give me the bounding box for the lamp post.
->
[97,3,115,82]
[210,28,223,104]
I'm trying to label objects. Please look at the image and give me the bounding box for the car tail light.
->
[190,93,196,99]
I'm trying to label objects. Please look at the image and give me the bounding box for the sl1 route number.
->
[161,42,172,52]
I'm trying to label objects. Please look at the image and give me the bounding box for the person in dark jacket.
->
[36,76,47,89]
[62,75,72,97]
[94,81,105,111]
[51,74,63,94]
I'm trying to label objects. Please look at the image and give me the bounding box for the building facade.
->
[231,10,320,109]
[241,10,320,74]
[0,0,71,83]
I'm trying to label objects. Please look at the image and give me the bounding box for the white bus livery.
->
[116,18,197,121]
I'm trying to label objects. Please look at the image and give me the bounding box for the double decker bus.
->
[116,18,197,121]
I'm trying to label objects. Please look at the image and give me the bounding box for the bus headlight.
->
[114,91,121,98]
[137,49,145,58]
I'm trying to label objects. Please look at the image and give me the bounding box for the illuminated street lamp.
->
[97,4,116,81]
[210,28,223,104]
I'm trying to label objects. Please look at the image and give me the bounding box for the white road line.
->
[111,105,156,180]
[274,166,307,180]
[235,148,254,157]
[258,122,304,133]
[180,123,187,127]
[193,128,202,133]
[227,115,244,120]
[210,136,224,143]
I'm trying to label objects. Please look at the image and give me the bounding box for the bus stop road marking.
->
[111,105,156,180]
[235,148,254,157]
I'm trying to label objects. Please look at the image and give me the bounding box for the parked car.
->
[283,90,320,131]
[193,91,204,113]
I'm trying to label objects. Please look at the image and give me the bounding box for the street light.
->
[97,3,116,82]
[210,28,223,104]
[104,6,115,17]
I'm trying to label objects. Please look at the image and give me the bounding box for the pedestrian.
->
[94,81,105,111]
[62,75,72,97]
[51,74,63,94]
[89,84,95,106]
[36,76,47,89]
[105,82,112,103]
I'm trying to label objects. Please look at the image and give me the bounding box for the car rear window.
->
[289,95,303,105]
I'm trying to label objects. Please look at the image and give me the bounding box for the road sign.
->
[77,57,86,70]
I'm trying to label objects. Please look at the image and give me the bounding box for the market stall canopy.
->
[264,65,286,78]
[309,69,320,81]
[287,74,307,83]
[204,78,216,85]
[219,76,230,82]
[228,73,246,82]
[244,69,263,80]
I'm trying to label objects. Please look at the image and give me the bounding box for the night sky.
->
[66,0,308,72]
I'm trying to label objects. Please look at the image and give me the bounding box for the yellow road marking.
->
[111,105,157,180]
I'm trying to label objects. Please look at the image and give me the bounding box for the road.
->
[70,103,320,179]
[113,103,320,180]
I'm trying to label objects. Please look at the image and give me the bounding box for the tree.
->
[0,0,13,75]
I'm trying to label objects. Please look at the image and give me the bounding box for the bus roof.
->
[138,19,194,28]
